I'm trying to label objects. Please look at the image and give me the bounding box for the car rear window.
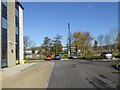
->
[107,52,112,54]
[101,52,112,54]
[47,56,51,57]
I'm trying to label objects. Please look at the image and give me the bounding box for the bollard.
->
[16,60,19,64]
[21,60,26,64]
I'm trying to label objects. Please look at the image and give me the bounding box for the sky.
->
[22,2,118,46]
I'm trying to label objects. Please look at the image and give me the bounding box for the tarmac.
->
[0,61,54,89]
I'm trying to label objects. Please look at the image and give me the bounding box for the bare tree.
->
[52,35,62,55]
[104,34,111,51]
[117,32,120,54]
[83,31,93,56]
[24,36,35,58]
[97,35,104,51]
[109,28,118,44]
[109,28,118,51]
[24,36,35,50]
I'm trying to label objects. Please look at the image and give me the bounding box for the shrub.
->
[61,54,68,59]
[115,55,120,58]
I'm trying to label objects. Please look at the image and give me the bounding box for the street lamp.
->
[68,23,72,57]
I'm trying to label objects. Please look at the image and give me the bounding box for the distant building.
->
[0,0,24,68]
[25,49,40,58]
[35,50,39,54]
[62,47,68,54]
[62,46,80,55]
[26,50,32,58]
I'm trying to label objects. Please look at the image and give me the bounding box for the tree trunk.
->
[108,44,111,52]
[76,46,78,56]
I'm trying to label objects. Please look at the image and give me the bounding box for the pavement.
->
[0,61,54,88]
[0,63,36,81]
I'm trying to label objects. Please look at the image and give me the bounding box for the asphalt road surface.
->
[48,59,120,88]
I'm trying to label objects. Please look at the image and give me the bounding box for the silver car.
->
[101,52,112,59]
[69,54,78,59]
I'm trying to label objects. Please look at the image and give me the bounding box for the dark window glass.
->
[15,2,19,10]
[16,16,19,26]
[16,26,19,35]
[2,3,7,19]
[16,8,19,17]
[15,2,20,61]
[2,17,7,29]
[16,26,19,60]
[1,0,7,68]
[2,0,7,7]
[1,28,7,67]
[16,38,19,60]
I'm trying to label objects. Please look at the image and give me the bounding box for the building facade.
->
[0,0,24,68]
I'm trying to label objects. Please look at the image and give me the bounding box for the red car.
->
[45,56,52,61]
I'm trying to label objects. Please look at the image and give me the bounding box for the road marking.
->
[45,63,55,88]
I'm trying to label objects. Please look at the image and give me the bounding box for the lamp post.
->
[68,23,71,57]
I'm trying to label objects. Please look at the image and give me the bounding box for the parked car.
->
[53,55,61,60]
[45,56,52,61]
[100,52,112,59]
[69,54,78,59]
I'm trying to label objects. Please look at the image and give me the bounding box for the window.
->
[15,3,20,61]
[2,17,7,29]
[2,0,7,7]
[16,26,19,60]
[16,8,19,17]
[16,26,19,35]
[16,16,19,26]
[2,28,8,67]
[15,3,19,10]
[2,3,7,19]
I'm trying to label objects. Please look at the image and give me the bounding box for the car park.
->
[101,52,112,59]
